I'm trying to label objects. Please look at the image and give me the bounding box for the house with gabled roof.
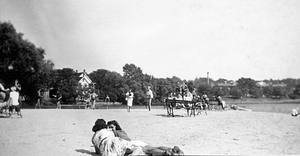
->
[75,69,93,87]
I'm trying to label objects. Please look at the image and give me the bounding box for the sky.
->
[1,0,300,81]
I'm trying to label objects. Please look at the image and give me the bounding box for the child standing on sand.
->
[8,86,22,117]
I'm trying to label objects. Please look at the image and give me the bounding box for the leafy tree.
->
[236,77,256,97]
[293,84,300,96]
[282,78,300,98]
[215,78,228,84]
[49,68,78,103]
[272,87,284,98]
[186,80,195,93]
[0,21,53,105]
[193,77,212,88]
[262,86,273,97]
[89,69,124,102]
[154,78,172,102]
[212,87,226,96]
[249,87,262,98]
[228,87,243,98]
[166,76,182,92]
[123,63,144,82]
[197,84,212,97]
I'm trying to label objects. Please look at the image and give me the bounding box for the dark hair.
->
[92,119,107,132]
[107,120,122,130]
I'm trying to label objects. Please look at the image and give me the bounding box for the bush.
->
[288,94,300,99]
[229,87,243,98]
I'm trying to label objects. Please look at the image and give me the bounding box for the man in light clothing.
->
[8,86,22,117]
[146,86,153,111]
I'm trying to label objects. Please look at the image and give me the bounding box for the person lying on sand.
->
[91,119,108,154]
[291,108,299,117]
[92,119,148,155]
[107,120,184,155]
[92,119,184,156]
[107,120,131,141]
[231,104,252,112]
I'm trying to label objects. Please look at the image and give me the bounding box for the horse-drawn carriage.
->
[165,84,209,117]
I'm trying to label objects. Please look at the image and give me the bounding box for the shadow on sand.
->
[156,114,185,117]
[0,115,10,118]
[75,149,98,156]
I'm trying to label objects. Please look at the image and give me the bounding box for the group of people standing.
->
[85,92,111,110]
[125,86,153,112]
[0,79,22,117]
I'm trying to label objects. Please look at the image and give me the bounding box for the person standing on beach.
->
[146,86,153,111]
[8,86,22,117]
[216,95,225,110]
[35,89,43,109]
[90,92,97,110]
[56,92,62,109]
[202,93,209,104]
[126,89,134,112]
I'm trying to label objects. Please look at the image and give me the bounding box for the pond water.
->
[237,103,300,114]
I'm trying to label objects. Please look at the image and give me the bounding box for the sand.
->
[0,108,300,155]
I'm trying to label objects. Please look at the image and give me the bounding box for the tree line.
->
[1,21,300,106]
[49,66,300,106]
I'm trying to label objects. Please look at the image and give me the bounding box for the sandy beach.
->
[0,108,300,155]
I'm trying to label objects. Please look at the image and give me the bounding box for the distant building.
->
[256,81,286,88]
[271,83,287,87]
[216,81,237,89]
[256,81,269,87]
[75,69,93,87]
[47,69,94,99]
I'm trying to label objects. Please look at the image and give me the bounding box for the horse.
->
[187,94,210,115]
[165,91,197,117]
[165,98,176,117]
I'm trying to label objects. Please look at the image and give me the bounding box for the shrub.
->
[288,94,300,99]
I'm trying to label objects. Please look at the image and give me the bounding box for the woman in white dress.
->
[126,89,134,112]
